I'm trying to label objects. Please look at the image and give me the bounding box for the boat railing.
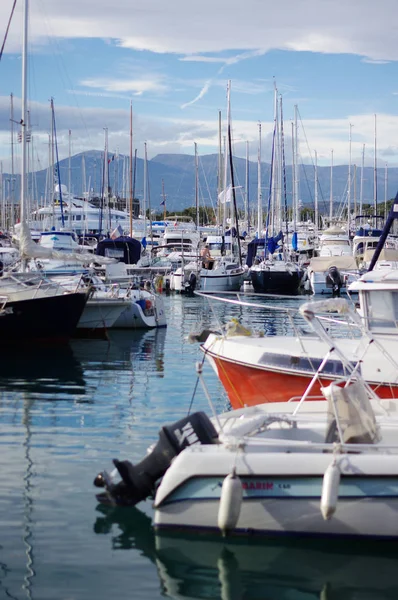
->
[220,431,398,454]
[195,290,363,349]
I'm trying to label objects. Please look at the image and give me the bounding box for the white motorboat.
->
[111,285,167,329]
[305,255,360,295]
[48,274,131,333]
[199,256,245,292]
[318,226,351,258]
[52,274,167,330]
[199,263,398,409]
[94,300,398,539]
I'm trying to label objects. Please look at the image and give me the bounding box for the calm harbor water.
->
[1,293,398,600]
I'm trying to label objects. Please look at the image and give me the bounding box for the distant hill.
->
[4,150,398,215]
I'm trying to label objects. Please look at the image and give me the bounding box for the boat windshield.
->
[364,290,398,331]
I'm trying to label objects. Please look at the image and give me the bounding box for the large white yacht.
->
[25,185,144,237]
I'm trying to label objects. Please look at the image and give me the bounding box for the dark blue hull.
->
[0,292,87,343]
[250,268,303,295]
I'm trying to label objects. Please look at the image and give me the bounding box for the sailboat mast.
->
[132,148,137,218]
[161,178,166,221]
[143,142,147,237]
[360,144,365,215]
[68,129,72,197]
[291,122,296,232]
[103,127,109,233]
[20,0,29,225]
[245,140,249,231]
[384,162,388,219]
[223,81,231,231]
[329,149,334,221]
[194,142,199,230]
[374,114,378,216]
[314,150,318,237]
[257,122,262,237]
[217,110,222,229]
[10,93,15,228]
[270,86,278,235]
[227,106,242,266]
[294,105,299,225]
[348,123,352,232]
[82,154,86,232]
[50,98,55,228]
[129,101,133,237]
[353,164,357,221]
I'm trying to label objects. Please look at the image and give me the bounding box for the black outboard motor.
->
[184,272,197,296]
[325,265,343,298]
[94,411,218,506]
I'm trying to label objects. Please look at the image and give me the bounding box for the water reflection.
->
[94,505,398,600]
[0,329,167,403]
[71,328,167,376]
[0,398,37,600]
[0,345,86,397]
[22,399,35,600]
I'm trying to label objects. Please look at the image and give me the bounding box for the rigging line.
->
[279,97,289,243]
[296,108,328,213]
[52,100,65,227]
[34,0,94,147]
[187,352,206,416]
[299,154,315,209]
[0,0,17,62]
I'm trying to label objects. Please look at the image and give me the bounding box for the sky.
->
[1,0,398,174]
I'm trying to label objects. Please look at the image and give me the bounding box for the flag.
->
[218,184,232,204]
[160,200,165,206]
[110,224,123,239]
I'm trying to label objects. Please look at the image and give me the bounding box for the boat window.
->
[365,290,398,330]
[320,240,350,246]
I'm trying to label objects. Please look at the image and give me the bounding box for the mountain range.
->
[3,150,397,215]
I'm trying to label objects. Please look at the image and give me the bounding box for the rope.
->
[0,0,17,62]
[187,352,206,416]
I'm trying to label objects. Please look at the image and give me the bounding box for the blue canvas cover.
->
[96,236,141,264]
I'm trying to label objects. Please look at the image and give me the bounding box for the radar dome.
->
[55,184,68,194]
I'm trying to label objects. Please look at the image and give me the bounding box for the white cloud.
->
[2,93,398,172]
[2,0,398,61]
[179,56,230,64]
[80,77,168,95]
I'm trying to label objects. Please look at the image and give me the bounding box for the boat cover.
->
[307,256,357,272]
[96,236,141,264]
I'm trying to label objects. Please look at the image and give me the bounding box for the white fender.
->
[320,461,341,520]
[217,469,242,535]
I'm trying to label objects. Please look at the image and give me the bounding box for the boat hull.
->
[78,299,129,331]
[0,292,87,343]
[155,492,398,539]
[154,450,398,539]
[200,271,244,292]
[112,295,167,329]
[250,268,303,294]
[205,352,398,408]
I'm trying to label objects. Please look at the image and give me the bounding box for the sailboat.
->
[249,91,303,294]
[199,82,245,292]
[0,0,88,343]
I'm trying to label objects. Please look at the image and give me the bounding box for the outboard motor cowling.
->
[325,265,343,297]
[184,272,197,296]
[94,411,218,506]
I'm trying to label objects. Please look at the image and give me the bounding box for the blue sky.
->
[1,0,398,172]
